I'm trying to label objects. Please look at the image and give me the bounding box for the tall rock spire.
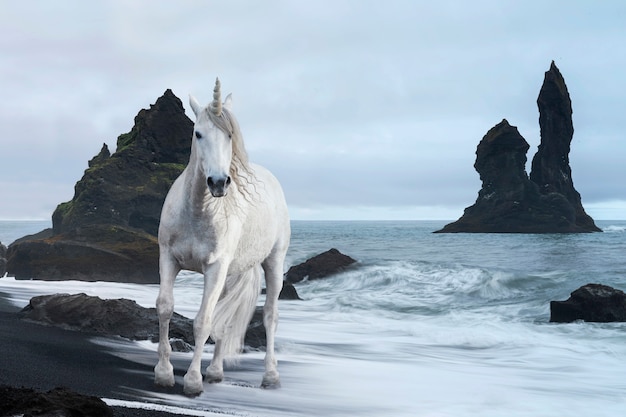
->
[530,61,600,231]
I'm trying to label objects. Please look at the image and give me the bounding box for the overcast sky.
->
[1,1,625,221]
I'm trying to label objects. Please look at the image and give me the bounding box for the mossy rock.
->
[8,90,193,283]
[52,89,192,237]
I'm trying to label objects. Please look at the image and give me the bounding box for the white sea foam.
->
[603,224,626,232]
[103,399,228,416]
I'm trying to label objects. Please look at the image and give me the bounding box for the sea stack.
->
[436,61,600,233]
[6,90,193,283]
[530,61,600,231]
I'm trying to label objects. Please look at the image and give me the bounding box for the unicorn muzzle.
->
[207,175,232,197]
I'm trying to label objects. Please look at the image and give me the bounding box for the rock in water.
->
[530,61,600,232]
[436,61,600,233]
[262,280,302,300]
[279,280,302,300]
[6,90,193,283]
[285,248,356,283]
[550,284,626,323]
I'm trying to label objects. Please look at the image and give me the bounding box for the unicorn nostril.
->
[207,177,214,187]
[226,176,231,186]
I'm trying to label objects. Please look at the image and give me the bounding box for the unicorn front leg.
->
[154,256,180,387]
[261,251,286,389]
[183,261,229,395]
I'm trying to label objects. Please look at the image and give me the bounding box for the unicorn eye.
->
[195,131,203,139]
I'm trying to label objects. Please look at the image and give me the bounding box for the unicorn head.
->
[189,78,236,198]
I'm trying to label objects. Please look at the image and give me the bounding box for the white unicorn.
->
[154,78,290,395]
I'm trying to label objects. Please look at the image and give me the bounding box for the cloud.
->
[1,1,626,220]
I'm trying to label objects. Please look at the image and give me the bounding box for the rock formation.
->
[262,280,302,300]
[436,61,600,233]
[0,242,6,277]
[550,283,626,323]
[20,293,268,349]
[285,248,356,283]
[21,293,193,343]
[0,385,113,417]
[279,280,302,299]
[530,62,599,231]
[6,90,193,283]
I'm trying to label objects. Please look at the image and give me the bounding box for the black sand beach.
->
[0,292,207,417]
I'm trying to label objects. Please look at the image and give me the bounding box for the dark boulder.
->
[19,293,267,349]
[7,90,193,283]
[285,248,356,283]
[550,283,626,323]
[20,293,193,343]
[279,280,302,300]
[436,62,600,233]
[245,307,267,350]
[262,280,302,300]
[0,385,113,417]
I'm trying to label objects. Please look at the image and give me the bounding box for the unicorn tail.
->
[211,265,262,360]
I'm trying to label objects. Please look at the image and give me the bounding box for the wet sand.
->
[0,292,211,417]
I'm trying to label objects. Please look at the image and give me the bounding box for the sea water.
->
[1,220,626,416]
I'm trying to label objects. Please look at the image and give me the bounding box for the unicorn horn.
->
[210,77,222,116]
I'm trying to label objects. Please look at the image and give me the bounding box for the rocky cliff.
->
[6,90,193,283]
[436,62,600,233]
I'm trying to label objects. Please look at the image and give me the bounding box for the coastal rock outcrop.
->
[6,90,193,283]
[436,62,600,233]
[0,242,6,277]
[21,293,193,342]
[20,293,268,349]
[550,283,626,323]
[279,280,302,299]
[285,248,356,283]
[530,62,600,232]
[0,385,113,417]
[262,280,302,300]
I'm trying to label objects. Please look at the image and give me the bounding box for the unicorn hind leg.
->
[154,256,180,387]
[261,248,287,389]
[205,339,225,383]
[206,267,263,384]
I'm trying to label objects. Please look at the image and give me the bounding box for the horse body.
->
[154,79,290,395]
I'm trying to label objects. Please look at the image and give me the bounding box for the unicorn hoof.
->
[205,365,224,384]
[154,362,175,387]
[205,374,223,384]
[261,372,281,389]
[183,371,204,396]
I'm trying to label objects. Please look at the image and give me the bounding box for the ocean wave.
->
[602,225,626,232]
[295,261,559,318]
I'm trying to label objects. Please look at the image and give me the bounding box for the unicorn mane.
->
[205,106,257,202]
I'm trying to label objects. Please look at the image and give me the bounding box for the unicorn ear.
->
[189,95,203,117]
[223,93,233,111]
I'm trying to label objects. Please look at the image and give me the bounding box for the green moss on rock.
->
[9,89,193,283]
